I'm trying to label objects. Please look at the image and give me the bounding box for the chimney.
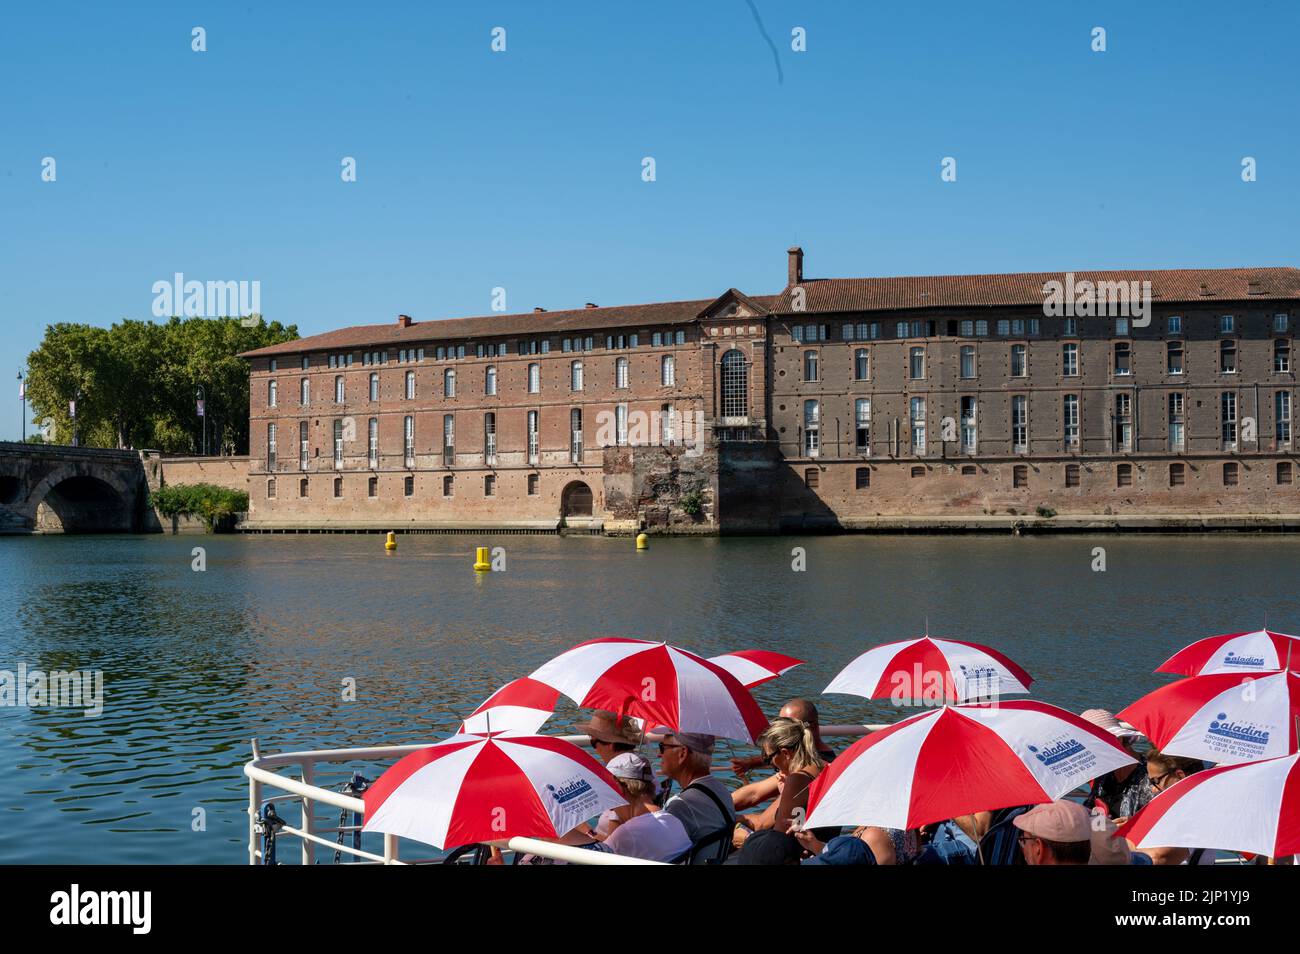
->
[533,307,547,313]
[397,314,412,328]
[585,302,598,309]
[787,246,803,286]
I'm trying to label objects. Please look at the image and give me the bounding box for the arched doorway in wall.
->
[560,480,593,517]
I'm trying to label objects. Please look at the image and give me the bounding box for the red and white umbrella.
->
[803,701,1135,831]
[824,636,1033,704]
[1118,753,1300,857]
[361,732,625,850]
[529,638,768,742]
[1157,629,1300,677]
[1119,670,1300,765]
[707,650,805,689]
[457,677,560,736]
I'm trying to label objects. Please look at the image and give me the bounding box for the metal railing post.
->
[300,760,316,865]
[248,738,262,865]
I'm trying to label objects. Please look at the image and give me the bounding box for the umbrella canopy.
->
[1157,629,1300,677]
[707,649,805,689]
[803,701,1135,831]
[1118,753,1300,857]
[361,732,625,850]
[823,636,1033,704]
[529,637,768,742]
[1119,670,1300,765]
[457,677,560,735]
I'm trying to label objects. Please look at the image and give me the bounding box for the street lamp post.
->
[70,388,81,447]
[195,385,207,456]
[16,371,25,442]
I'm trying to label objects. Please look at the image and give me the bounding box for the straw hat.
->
[576,710,641,746]
[1080,708,1144,741]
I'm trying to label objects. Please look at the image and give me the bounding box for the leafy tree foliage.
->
[24,317,296,453]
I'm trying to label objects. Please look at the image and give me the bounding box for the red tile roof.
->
[241,267,1299,357]
[768,267,1300,315]
[240,298,719,358]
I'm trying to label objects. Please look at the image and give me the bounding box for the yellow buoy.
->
[473,546,491,572]
[384,531,397,551]
[636,533,648,550]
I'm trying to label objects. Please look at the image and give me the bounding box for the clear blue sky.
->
[2,1,1297,439]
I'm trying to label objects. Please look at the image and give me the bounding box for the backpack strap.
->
[684,779,733,831]
[1188,847,1207,866]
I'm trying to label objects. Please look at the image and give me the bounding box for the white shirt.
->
[603,810,692,863]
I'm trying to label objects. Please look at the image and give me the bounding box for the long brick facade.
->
[240,249,1300,532]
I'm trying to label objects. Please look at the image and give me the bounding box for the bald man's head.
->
[778,697,819,728]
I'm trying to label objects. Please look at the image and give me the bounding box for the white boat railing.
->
[243,724,888,866]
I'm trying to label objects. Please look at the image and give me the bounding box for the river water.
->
[1,532,1296,863]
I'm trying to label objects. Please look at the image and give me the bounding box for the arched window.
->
[268,379,278,407]
[571,360,583,391]
[335,376,345,403]
[405,370,415,400]
[485,365,497,395]
[300,378,310,406]
[403,415,415,466]
[720,349,747,418]
[616,357,629,389]
[661,355,675,387]
[528,363,540,394]
[369,373,379,401]
[444,369,456,398]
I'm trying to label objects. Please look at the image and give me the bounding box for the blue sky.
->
[2,1,1297,439]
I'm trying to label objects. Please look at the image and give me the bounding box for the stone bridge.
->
[0,442,158,533]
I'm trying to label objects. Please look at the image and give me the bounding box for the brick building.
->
[240,248,1300,532]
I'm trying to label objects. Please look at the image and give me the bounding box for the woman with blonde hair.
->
[734,717,827,846]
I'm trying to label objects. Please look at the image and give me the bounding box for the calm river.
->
[1,533,1296,863]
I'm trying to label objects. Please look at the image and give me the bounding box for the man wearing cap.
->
[1013,800,1092,865]
[1080,708,1153,823]
[658,731,736,853]
[601,752,692,863]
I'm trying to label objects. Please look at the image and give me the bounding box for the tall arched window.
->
[369,373,379,401]
[268,379,278,407]
[661,355,675,387]
[335,376,345,403]
[300,378,310,406]
[615,357,629,389]
[720,349,747,418]
[485,365,497,395]
[444,369,456,398]
[528,363,540,394]
[405,370,415,400]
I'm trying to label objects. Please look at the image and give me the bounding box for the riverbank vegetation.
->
[23,316,297,454]
[150,483,250,533]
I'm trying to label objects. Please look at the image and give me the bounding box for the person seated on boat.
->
[1088,809,1143,865]
[724,829,804,865]
[599,752,691,862]
[578,710,644,837]
[1013,800,1092,865]
[731,698,836,812]
[733,718,827,850]
[1127,750,1211,865]
[657,731,736,847]
[1079,708,1153,823]
[794,824,921,865]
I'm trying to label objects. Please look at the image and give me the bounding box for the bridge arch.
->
[26,465,139,533]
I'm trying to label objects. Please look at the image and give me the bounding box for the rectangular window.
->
[855,399,870,453]
[804,468,819,489]
[333,476,343,498]
[442,475,453,497]
[975,320,988,337]
[484,412,496,464]
[1011,395,1028,453]
[570,408,583,463]
[267,423,278,470]
[803,400,820,456]
[1275,339,1291,373]
[1013,465,1028,489]
[661,355,675,386]
[996,319,1010,336]
[1220,315,1235,334]
[1169,463,1185,487]
[1169,393,1185,451]
[1276,314,1290,333]
[1065,463,1080,488]
[1117,464,1133,488]
[910,397,926,455]
[1221,339,1237,373]
[443,414,455,466]
[804,350,819,382]
[404,475,414,497]
[528,363,540,393]
[909,347,925,380]
[960,346,975,379]
[1064,318,1077,337]
[528,473,539,495]
[267,477,277,498]
[616,404,628,446]
[1116,317,1130,336]
[1011,344,1026,377]
[960,320,974,336]
[1114,342,1131,375]
[571,360,584,391]
[1277,391,1292,446]
[616,358,629,389]
[1062,343,1078,377]
[1115,393,1133,451]
[855,467,870,490]
[528,410,539,464]
[403,416,415,466]
[1221,392,1238,450]
[1168,315,1182,335]
[299,421,309,471]
[895,321,908,338]
[854,349,869,381]
[333,419,344,469]
[960,396,977,453]
[484,474,496,497]
[1168,340,1184,375]
[1223,462,1239,487]
[1063,394,1079,449]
